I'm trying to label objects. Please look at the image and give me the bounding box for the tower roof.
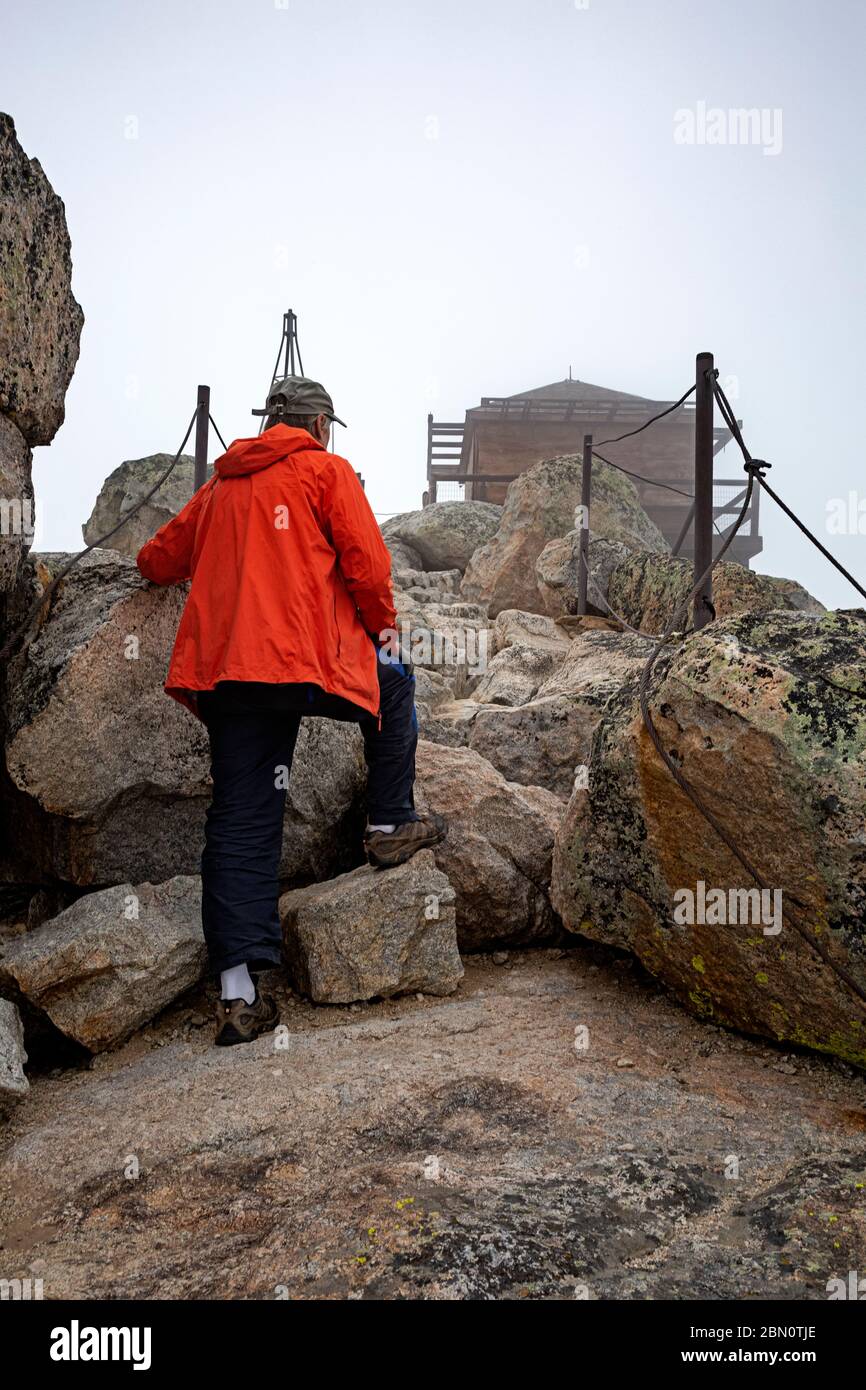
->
[505,377,654,405]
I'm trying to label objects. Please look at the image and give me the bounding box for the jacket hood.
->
[215,424,323,478]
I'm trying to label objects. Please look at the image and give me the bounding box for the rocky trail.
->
[2,112,865,1303]
[2,946,865,1300]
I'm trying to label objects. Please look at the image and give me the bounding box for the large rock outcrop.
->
[551,609,866,1066]
[461,454,667,617]
[383,501,501,574]
[280,850,462,1003]
[82,454,207,557]
[606,552,824,631]
[2,550,365,886]
[414,740,564,949]
[0,113,84,446]
[0,876,206,1053]
[540,539,825,628]
[3,942,866,1299]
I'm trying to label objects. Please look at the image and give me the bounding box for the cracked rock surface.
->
[1,949,863,1299]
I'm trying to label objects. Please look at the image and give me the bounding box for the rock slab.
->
[82,454,208,558]
[383,501,502,573]
[414,740,564,949]
[0,876,206,1052]
[541,536,824,628]
[280,849,462,1002]
[551,609,866,1066]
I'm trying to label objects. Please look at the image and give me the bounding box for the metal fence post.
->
[577,434,592,615]
[425,413,434,506]
[693,353,714,628]
[194,384,210,492]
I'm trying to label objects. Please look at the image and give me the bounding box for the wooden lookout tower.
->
[425,375,761,565]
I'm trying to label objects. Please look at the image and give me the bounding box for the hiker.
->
[136,374,446,1046]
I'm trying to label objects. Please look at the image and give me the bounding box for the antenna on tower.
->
[259,308,305,434]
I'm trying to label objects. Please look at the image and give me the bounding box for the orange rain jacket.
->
[136,425,397,720]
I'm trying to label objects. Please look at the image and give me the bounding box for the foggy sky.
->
[3,0,864,606]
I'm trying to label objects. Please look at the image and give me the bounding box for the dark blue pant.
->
[197,648,418,973]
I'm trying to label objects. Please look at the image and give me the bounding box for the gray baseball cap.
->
[252,374,346,426]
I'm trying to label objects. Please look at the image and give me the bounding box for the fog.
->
[3,0,864,605]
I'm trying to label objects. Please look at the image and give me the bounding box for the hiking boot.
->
[364,813,448,869]
[215,990,279,1047]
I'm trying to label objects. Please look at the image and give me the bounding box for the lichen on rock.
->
[551,608,866,1065]
[0,112,84,445]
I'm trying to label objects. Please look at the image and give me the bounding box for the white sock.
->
[221,963,255,1004]
[368,823,396,833]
